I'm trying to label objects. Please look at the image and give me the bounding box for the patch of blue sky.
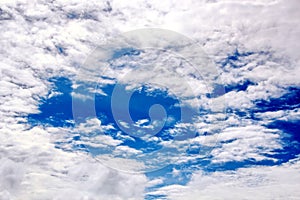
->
[219,49,272,69]
[27,76,300,171]
[26,75,205,190]
[28,77,74,127]
[254,87,300,112]
[225,86,300,121]
[252,87,300,157]
[218,49,256,69]
[28,76,198,154]
[94,83,181,129]
[26,47,300,197]
[264,120,300,161]
[111,47,142,60]
[145,194,168,200]
[55,45,67,56]
[266,120,300,143]
[224,80,256,93]
[207,159,277,172]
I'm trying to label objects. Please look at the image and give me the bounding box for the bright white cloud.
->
[1,0,300,198]
[156,157,300,200]
[0,124,147,200]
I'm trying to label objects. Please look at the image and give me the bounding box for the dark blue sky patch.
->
[227,49,254,61]
[90,83,196,155]
[219,49,255,69]
[225,80,256,93]
[129,86,181,124]
[111,47,142,59]
[206,159,276,172]
[185,150,278,173]
[225,108,256,120]
[217,50,272,73]
[29,78,196,157]
[263,145,300,164]
[145,194,167,200]
[266,120,300,143]
[28,77,74,127]
[264,120,300,162]
[254,87,300,113]
[95,84,188,142]
[231,87,300,121]
[55,45,67,56]
[228,50,248,61]
[121,137,162,153]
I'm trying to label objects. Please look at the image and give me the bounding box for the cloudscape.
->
[1,0,300,199]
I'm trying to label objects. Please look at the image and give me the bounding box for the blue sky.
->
[27,48,300,199]
[1,0,300,199]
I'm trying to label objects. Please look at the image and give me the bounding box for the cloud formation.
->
[1,0,300,199]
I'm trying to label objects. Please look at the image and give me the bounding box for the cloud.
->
[0,158,24,196]
[0,124,147,200]
[210,125,282,163]
[158,157,300,200]
[1,0,300,198]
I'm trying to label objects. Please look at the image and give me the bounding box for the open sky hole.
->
[111,47,142,60]
[28,77,74,127]
[95,84,183,140]
[254,87,300,113]
[27,76,198,158]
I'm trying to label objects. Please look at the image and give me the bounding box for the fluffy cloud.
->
[0,124,147,200]
[155,157,300,200]
[1,0,300,199]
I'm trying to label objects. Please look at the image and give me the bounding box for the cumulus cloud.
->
[0,124,147,199]
[156,157,300,200]
[1,0,300,199]
[0,158,24,197]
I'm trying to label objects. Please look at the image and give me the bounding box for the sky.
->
[1,0,300,199]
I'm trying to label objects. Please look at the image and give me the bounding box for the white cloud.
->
[0,158,24,196]
[113,145,143,156]
[1,0,300,198]
[159,157,300,200]
[147,178,164,188]
[0,124,147,200]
